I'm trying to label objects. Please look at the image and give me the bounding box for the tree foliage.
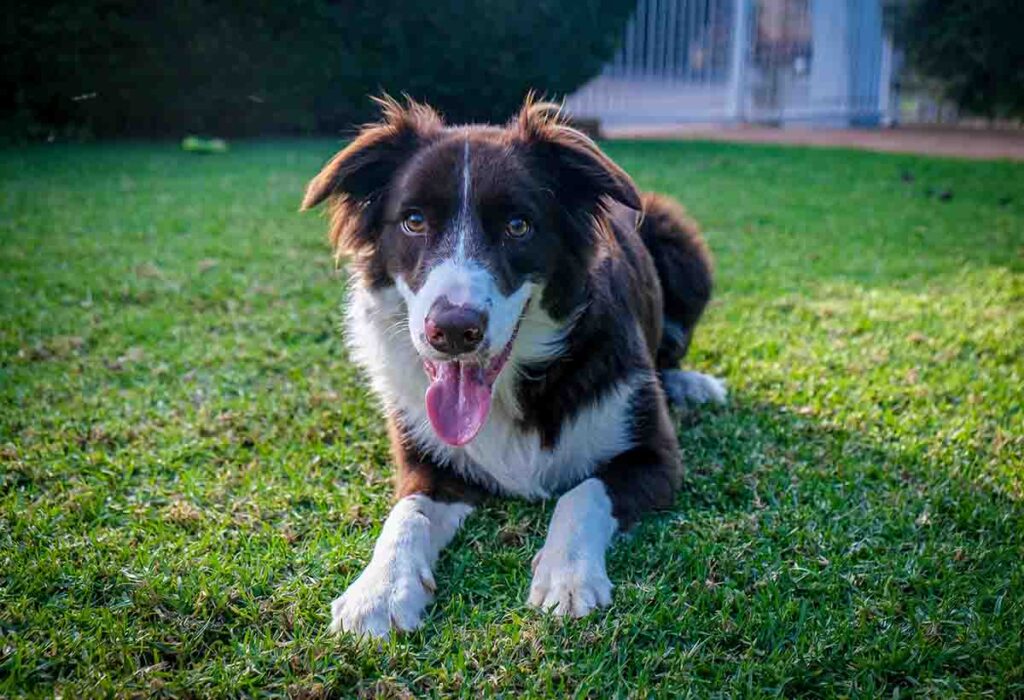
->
[1,0,635,138]
[902,0,1024,119]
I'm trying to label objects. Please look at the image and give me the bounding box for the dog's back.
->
[605,192,717,404]
[637,193,713,369]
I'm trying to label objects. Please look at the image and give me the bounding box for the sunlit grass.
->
[1,139,1022,697]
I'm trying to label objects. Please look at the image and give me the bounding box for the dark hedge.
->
[1,0,635,138]
[902,0,1024,120]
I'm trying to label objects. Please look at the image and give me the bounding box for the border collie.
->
[302,96,725,637]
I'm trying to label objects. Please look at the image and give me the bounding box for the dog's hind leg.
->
[661,369,727,406]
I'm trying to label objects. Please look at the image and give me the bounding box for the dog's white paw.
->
[329,555,435,638]
[528,547,613,618]
[662,370,728,406]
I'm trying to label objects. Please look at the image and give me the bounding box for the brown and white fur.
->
[301,96,725,637]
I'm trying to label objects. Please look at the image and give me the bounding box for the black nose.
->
[425,300,487,355]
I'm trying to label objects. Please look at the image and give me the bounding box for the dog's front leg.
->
[331,427,479,638]
[529,382,683,618]
[528,477,618,617]
[330,494,471,637]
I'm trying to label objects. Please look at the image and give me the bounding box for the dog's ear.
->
[515,95,641,211]
[301,95,443,211]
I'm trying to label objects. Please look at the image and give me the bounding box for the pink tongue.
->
[425,361,492,446]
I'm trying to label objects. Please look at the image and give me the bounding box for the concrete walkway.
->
[603,124,1024,161]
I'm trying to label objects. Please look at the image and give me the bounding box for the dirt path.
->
[604,124,1024,161]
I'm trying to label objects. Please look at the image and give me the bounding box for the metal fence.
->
[566,0,888,128]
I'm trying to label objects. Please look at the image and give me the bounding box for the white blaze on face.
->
[395,137,532,361]
[454,139,472,263]
[393,138,533,447]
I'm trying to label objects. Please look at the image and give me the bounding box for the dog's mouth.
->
[421,303,527,447]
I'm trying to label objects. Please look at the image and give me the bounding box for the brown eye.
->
[505,217,531,239]
[402,210,427,235]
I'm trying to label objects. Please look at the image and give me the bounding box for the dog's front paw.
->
[329,556,435,638]
[528,546,613,618]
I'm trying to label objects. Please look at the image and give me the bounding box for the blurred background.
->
[2,0,1022,142]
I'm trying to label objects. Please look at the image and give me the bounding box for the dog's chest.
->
[430,385,636,499]
[346,286,637,499]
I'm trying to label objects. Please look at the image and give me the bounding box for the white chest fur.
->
[345,284,640,499]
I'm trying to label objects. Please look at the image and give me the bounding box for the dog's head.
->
[302,95,640,446]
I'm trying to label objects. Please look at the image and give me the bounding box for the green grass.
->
[1,138,1022,698]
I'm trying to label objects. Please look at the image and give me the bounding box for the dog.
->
[301,95,725,638]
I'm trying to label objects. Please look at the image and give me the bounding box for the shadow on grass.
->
[418,397,1023,695]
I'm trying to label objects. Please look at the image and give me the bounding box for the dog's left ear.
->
[515,96,641,211]
[301,95,443,211]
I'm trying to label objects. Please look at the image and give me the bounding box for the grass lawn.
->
[1,138,1022,698]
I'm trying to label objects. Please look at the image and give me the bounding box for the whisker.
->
[384,320,410,340]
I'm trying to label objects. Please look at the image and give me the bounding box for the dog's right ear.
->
[300,95,442,211]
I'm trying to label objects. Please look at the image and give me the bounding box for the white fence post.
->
[879,32,894,126]
[727,0,751,122]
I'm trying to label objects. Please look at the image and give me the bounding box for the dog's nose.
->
[425,300,487,356]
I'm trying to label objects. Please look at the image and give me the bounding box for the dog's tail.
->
[637,193,724,405]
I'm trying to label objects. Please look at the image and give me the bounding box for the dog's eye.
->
[401,210,427,235]
[505,217,531,239]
